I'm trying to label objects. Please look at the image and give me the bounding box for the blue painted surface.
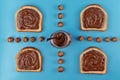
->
[0,0,120,80]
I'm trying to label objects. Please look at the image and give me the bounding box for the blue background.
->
[0,0,120,80]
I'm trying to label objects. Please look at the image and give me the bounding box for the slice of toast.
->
[16,47,42,72]
[16,6,42,32]
[80,47,107,74]
[80,4,108,31]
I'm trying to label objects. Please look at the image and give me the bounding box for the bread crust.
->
[80,47,107,74]
[16,47,42,72]
[80,4,108,31]
[15,6,42,32]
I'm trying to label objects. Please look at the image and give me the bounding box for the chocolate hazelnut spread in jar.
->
[47,30,72,48]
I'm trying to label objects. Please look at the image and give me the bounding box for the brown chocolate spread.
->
[83,7,105,29]
[82,50,105,71]
[17,9,40,30]
[18,50,40,70]
[53,32,67,47]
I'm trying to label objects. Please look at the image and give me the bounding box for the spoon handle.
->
[47,37,56,41]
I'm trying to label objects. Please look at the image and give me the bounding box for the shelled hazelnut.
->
[87,36,93,41]
[112,37,118,42]
[78,36,84,41]
[58,59,64,64]
[58,66,64,72]
[58,5,63,10]
[22,37,28,42]
[58,13,63,19]
[15,37,21,43]
[58,22,63,27]
[30,37,36,42]
[96,37,102,42]
[58,51,64,57]
[105,37,110,42]
[8,37,14,42]
[39,37,44,42]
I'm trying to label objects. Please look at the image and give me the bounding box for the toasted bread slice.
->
[16,6,42,32]
[80,4,107,31]
[16,47,42,72]
[80,47,107,74]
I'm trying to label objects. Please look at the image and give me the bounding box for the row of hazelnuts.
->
[58,5,64,27]
[78,36,118,42]
[57,51,64,72]
[7,36,45,43]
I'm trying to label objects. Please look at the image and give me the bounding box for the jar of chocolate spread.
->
[47,30,72,48]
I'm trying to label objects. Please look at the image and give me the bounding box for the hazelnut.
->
[58,66,64,72]
[30,37,36,42]
[112,37,118,42]
[58,13,63,19]
[8,37,14,42]
[105,37,110,42]
[15,37,21,43]
[58,5,63,10]
[39,37,44,42]
[78,36,84,41]
[22,37,28,42]
[87,36,92,41]
[96,37,102,42]
[58,22,63,27]
[58,51,64,57]
[58,59,64,64]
